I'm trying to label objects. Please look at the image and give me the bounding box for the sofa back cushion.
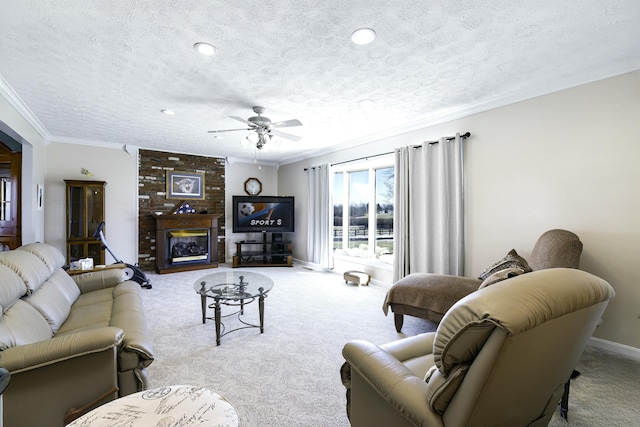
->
[528,229,582,270]
[0,265,27,314]
[0,300,53,350]
[0,250,51,294]
[23,270,81,334]
[17,242,66,274]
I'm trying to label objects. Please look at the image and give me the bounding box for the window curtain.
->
[393,133,466,282]
[307,163,332,269]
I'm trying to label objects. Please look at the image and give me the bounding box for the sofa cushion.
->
[0,300,53,350]
[17,242,66,273]
[0,250,51,294]
[478,249,531,280]
[56,288,114,336]
[0,265,27,313]
[23,270,81,334]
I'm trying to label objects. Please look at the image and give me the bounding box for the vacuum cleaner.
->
[93,221,152,289]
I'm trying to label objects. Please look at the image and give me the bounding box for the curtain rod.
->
[305,151,393,170]
[425,131,471,146]
[304,132,471,170]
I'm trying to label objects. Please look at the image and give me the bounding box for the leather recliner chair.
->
[342,268,614,427]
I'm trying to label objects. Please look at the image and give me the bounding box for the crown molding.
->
[3,60,639,165]
[0,74,51,140]
[225,156,278,168]
[280,61,640,166]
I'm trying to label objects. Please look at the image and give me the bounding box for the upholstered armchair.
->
[342,268,615,427]
[383,229,583,332]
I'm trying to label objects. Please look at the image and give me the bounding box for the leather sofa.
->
[0,243,154,427]
[342,268,614,427]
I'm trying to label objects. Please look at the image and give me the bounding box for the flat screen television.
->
[232,195,295,233]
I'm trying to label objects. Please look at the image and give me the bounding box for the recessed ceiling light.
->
[351,28,376,45]
[358,99,375,107]
[193,42,216,56]
[160,109,175,115]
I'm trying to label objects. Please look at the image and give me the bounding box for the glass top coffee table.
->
[194,271,274,346]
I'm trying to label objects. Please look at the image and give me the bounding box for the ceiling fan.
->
[208,106,302,150]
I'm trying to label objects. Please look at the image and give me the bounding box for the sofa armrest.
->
[0,327,124,373]
[343,339,441,427]
[72,269,126,293]
[381,332,436,361]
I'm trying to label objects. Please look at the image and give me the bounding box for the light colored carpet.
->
[141,264,639,426]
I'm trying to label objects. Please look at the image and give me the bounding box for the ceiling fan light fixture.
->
[351,28,376,45]
[193,42,216,56]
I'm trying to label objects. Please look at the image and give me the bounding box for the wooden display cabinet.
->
[65,180,106,265]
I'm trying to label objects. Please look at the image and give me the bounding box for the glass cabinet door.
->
[86,185,104,238]
[68,185,85,238]
[65,180,106,265]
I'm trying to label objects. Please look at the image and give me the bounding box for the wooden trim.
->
[63,386,119,425]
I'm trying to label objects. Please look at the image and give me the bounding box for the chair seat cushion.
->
[383,273,480,315]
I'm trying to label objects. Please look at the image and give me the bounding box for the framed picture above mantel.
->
[166,171,205,199]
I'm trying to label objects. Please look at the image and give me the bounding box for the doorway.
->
[0,141,21,249]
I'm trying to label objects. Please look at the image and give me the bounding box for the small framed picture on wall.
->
[166,171,205,199]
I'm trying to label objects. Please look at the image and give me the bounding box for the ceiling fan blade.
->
[207,127,251,133]
[271,129,302,142]
[270,119,302,128]
[229,116,258,127]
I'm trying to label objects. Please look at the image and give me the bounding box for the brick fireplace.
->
[138,150,226,271]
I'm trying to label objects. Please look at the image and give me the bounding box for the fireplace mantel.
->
[152,213,221,274]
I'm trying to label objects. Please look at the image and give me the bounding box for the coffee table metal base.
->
[200,294,266,346]
[195,271,273,346]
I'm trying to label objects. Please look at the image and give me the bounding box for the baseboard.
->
[588,337,640,361]
[293,258,391,288]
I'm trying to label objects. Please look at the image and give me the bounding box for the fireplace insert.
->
[168,229,209,263]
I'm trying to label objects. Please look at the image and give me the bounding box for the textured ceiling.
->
[0,0,638,165]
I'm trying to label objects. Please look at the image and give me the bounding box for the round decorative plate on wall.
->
[244,177,262,195]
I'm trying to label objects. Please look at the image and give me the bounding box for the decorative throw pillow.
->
[478,249,532,280]
[478,266,526,289]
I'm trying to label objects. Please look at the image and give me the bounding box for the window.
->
[332,156,394,264]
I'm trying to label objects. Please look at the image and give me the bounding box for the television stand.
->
[232,234,292,268]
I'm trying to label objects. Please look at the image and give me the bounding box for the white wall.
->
[279,71,640,349]
[44,142,139,264]
[224,161,279,262]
